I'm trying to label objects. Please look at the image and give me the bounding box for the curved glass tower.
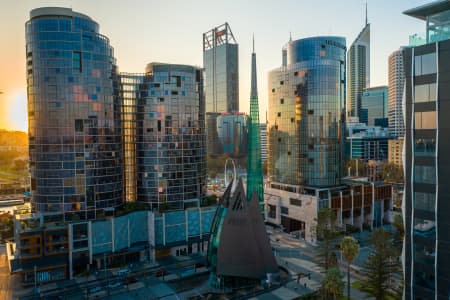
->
[26,8,122,220]
[135,63,206,210]
[268,36,346,187]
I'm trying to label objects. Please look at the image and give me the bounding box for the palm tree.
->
[322,268,344,300]
[341,236,360,300]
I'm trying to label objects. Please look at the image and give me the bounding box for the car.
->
[108,281,122,289]
[89,286,102,294]
[117,268,130,276]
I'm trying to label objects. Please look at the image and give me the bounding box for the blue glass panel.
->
[114,216,128,251]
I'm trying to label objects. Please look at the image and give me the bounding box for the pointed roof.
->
[214,178,278,279]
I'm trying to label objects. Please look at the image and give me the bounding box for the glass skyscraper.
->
[388,48,406,137]
[135,63,206,210]
[203,23,239,113]
[347,22,370,118]
[216,113,248,158]
[268,36,346,187]
[403,1,450,298]
[26,8,122,220]
[360,86,388,127]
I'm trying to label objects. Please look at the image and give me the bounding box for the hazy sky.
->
[0,0,428,131]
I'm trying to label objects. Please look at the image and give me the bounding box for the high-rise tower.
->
[268,36,346,187]
[403,1,450,298]
[26,7,123,220]
[388,48,406,137]
[203,23,239,113]
[246,37,263,203]
[347,16,370,118]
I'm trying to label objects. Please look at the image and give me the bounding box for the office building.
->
[347,21,370,118]
[388,48,406,137]
[403,1,450,298]
[8,205,216,284]
[26,7,123,220]
[203,23,239,158]
[264,180,394,241]
[203,23,239,113]
[260,123,268,162]
[388,137,404,168]
[360,86,388,127]
[346,123,390,161]
[216,112,248,158]
[135,63,206,210]
[268,36,346,187]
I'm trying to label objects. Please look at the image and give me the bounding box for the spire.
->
[247,37,263,205]
[365,1,368,25]
[252,33,255,53]
[250,36,257,99]
[289,31,292,42]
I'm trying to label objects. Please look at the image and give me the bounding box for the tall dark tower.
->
[246,37,264,204]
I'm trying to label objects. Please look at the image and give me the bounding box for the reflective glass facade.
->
[119,74,143,202]
[135,64,206,210]
[268,36,346,187]
[403,27,450,298]
[203,23,239,113]
[216,113,248,158]
[360,86,388,126]
[26,8,122,220]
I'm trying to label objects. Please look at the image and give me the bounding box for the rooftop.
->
[403,0,450,20]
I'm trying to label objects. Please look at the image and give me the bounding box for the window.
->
[73,51,82,72]
[281,206,289,215]
[75,119,83,132]
[280,98,284,104]
[415,53,437,76]
[280,81,284,85]
[414,164,436,184]
[414,192,435,212]
[414,83,436,103]
[415,111,436,129]
[289,198,302,207]
[414,138,435,156]
[277,112,281,117]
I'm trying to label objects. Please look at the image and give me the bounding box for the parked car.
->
[108,281,122,289]
[89,286,102,294]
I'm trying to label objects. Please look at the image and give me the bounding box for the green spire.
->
[246,38,263,205]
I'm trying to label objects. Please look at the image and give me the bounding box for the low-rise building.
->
[388,137,404,168]
[7,206,216,285]
[264,180,394,242]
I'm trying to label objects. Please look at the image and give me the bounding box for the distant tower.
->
[388,48,405,137]
[203,23,239,113]
[246,37,263,204]
[347,9,370,118]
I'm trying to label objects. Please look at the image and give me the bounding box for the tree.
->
[315,208,341,272]
[381,162,404,183]
[392,213,404,253]
[322,268,344,300]
[341,236,360,300]
[360,228,401,299]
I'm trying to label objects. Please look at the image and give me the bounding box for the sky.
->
[0,0,429,132]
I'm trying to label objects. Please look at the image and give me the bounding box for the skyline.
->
[0,0,428,131]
